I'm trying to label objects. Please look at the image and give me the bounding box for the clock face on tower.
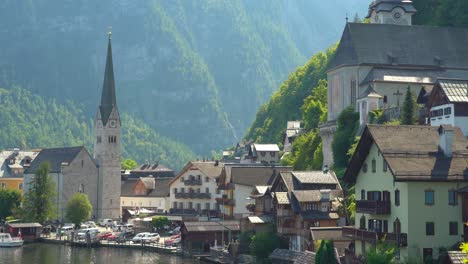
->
[109,120,117,128]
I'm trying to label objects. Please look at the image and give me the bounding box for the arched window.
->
[372,159,376,173]
[394,218,401,234]
[361,189,366,200]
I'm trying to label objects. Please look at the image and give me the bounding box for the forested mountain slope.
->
[0,0,366,154]
[0,86,196,170]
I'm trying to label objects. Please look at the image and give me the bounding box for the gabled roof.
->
[226,165,290,187]
[292,190,343,202]
[345,125,468,182]
[121,177,171,197]
[292,171,340,185]
[328,23,468,71]
[433,79,468,104]
[0,149,40,178]
[169,161,224,186]
[140,177,155,190]
[26,146,90,173]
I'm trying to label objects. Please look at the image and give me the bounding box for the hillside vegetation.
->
[0,0,366,154]
[0,86,196,170]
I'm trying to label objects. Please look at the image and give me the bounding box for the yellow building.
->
[344,125,468,263]
[0,149,40,193]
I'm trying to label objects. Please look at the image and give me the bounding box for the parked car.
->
[168,226,180,235]
[107,233,126,243]
[165,233,181,246]
[84,221,97,228]
[132,232,150,243]
[77,228,100,239]
[58,226,74,235]
[98,231,113,240]
[99,219,114,227]
[141,233,160,243]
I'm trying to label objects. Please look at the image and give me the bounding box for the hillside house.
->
[344,125,468,262]
[168,161,223,217]
[0,149,39,192]
[271,170,343,251]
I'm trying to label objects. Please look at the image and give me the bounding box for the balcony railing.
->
[216,197,235,206]
[356,200,391,215]
[175,192,211,199]
[342,227,407,247]
[184,179,202,186]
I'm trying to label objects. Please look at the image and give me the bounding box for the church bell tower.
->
[94,31,121,219]
[366,0,417,25]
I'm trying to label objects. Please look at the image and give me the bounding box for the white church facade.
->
[319,0,468,166]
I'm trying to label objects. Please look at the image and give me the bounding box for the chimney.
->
[322,165,329,173]
[438,125,454,157]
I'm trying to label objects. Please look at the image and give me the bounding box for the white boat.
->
[0,233,23,247]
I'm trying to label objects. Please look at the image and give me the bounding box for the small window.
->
[260,151,266,157]
[270,151,276,157]
[97,136,102,143]
[180,177,184,182]
[206,203,210,210]
[395,189,400,206]
[361,190,366,200]
[173,202,177,209]
[426,222,434,236]
[449,222,458,235]
[425,190,435,205]
[383,95,388,104]
[360,215,366,229]
[205,176,209,182]
[372,159,376,173]
[383,160,388,172]
[179,202,183,209]
[188,202,193,209]
[197,175,201,181]
[363,163,368,173]
[444,107,451,115]
[206,187,209,193]
[449,190,457,205]
[181,188,185,193]
[174,188,178,194]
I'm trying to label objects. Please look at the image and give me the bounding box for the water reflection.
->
[0,243,201,264]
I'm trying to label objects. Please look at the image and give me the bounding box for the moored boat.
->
[0,233,23,247]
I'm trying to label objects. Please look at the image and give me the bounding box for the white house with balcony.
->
[168,161,223,217]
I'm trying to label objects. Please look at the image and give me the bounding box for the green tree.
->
[400,86,416,125]
[0,189,22,220]
[365,240,396,264]
[150,216,170,230]
[315,240,336,264]
[121,159,138,170]
[332,106,360,173]
[66,193,92,228]
[23,162,57,223]
[250,226,286,262]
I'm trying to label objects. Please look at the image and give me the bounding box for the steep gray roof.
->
[328,23,468,71]
[26,146,88,173]
[99,36,118,126]
[269,249,316,264]
[292,171,340,185]
[183,221,240,232]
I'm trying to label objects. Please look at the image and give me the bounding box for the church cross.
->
[393,90,403,107]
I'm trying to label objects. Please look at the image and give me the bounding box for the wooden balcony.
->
[184,179,202,186]
[356,200,391,215]
[342,227,407,247]
[175,192,211,199]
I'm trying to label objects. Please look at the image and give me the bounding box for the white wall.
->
[169,169,219,211]
[120,196,168,212]
[233,184,254,217]
[429,104,468,136]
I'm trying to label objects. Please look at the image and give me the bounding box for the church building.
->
[319,0,468,166]
[94,32,122,219]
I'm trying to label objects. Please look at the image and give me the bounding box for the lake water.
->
[0,243,203,264]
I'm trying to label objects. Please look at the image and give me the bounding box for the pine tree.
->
[400,86,415,125]
[315,240,336,264]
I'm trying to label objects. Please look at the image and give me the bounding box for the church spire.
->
[99,31,117,125]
